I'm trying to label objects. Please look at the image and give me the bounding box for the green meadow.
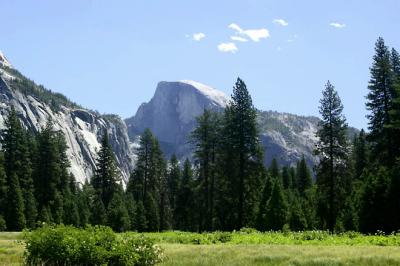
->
[2,230,400,265]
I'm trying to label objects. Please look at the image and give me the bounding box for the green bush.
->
[22,225,163,266]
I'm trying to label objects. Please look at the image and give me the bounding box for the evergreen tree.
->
[256,172,273,231]
[389,48,400,157]
[315,81,349,231]
[90,193,107,225]
[366,37,395,165]
[127,129,167,231]
[2,107,37,228]
[34,120,71,222]
[287,191,307,231]
[92,132,120,208]
[107,186,130,232]
[0,154,7,221]
[359,167,392,233]
[352,130,368,180]
[127,129,154,203]
[265,180,289,231]
[125,193,136,231]
[281,166,292,190]
[269,158,280,181]
[175,159,195,231]
[135,201,147,232]
[6,173,26,231]
[190,109,220,231]
[296,156,312,196]
[76,182,92,227]
[167,154,180,222]
[219,77,264,229]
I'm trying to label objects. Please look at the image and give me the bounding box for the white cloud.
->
[273,19,289,26]
[287,39,294,43]
[228,23,243,32]
[231,36,248,42]
[329,22,346,28]
[192,32,206,41]
[217,42,238,53]
[228,23,270,42]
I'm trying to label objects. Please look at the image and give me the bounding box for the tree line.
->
[0,37,399,233]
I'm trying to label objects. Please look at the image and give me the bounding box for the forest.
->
[0,37,399,235]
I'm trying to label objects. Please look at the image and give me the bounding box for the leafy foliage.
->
[23,225,163,266]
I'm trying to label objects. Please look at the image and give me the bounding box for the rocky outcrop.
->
[125,80,329,168]
[0,70,135,184]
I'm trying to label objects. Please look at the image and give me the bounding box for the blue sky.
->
[1,0,399,129]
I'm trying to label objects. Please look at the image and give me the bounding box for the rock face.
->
[0,61,135,184]
[125,80,229,159]
[126,80,325,168]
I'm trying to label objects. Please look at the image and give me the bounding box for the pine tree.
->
[34,120,70,221]
[90,193,107,225]
[389,48,400,158]
[296,156,312,196]
[219,77,264,229]
[107,186,130,232]
[125,193,136,231]
[77,182,92,227]
[315,81,349,231]
[256,172,273,231]
[6,173,26,230]
[175,159,195,231]
[265,180,289,231]
[352,130,368,180]
[366,37,395,165]
[127,129,167,231]
[92,132,120,208]
[2,107,37,228]
[359,167,392,233]
[0,154,7,221]
[287,191,307,231]
[281,166,292,190]
[38,206,52,224]
[167,154,180,222]
[145,193,159,231]
[269,158,280,181]
[190,109,220,231]
[135,201,147,232]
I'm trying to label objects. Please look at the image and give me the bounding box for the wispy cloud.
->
[273,19,289,26]
[228,23,270,42]
[231,36,248,42]
[217,42,238,53]
[192,32,206,41]
[329,22,346,28]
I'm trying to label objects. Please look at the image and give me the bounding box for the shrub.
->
[23,225,163,266]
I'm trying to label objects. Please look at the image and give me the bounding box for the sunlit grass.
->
[2,231,400,265]
[159,244,400,266]
[0,233,24,266]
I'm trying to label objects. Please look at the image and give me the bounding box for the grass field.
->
[2,231,400,265]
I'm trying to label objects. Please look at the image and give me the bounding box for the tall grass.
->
[127,229,400,246]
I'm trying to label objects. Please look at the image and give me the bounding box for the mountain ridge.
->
[0,51,356,182]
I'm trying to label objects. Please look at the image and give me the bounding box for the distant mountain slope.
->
[0,53,135,183]
[125,81,356,168]
[125,81,228,159]
[1,50,357,181]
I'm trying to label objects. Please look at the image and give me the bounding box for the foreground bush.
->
[23,225,163,266]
